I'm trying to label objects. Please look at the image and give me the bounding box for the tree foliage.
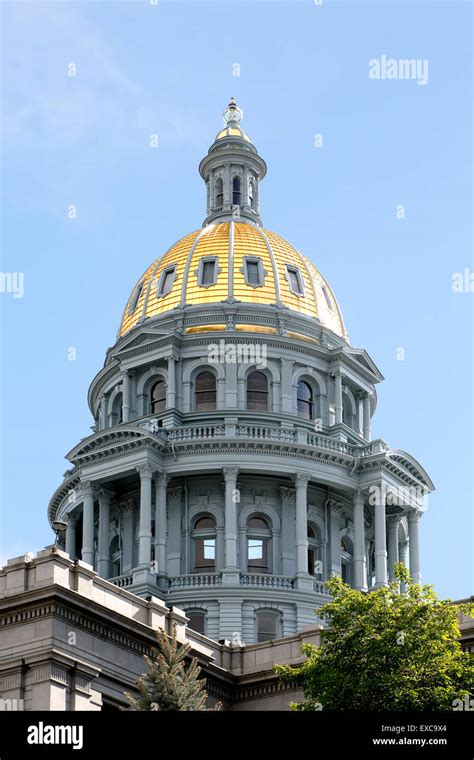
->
[124,625,215,711]
[276,564,474,711]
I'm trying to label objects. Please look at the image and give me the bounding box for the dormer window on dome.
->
[242,256,266,288]
[197,257,219,288]
[157,266,176,297]
[286,265,304,296]
[128,280,144,315]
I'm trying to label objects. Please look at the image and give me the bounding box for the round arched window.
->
[195,371,217,411]
[297,380,313,420]
[150,379,166,414]
[247,371,268,411]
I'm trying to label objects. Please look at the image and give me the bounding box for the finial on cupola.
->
[223,97,243,126]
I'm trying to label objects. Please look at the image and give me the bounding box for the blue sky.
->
[1,1,472,599]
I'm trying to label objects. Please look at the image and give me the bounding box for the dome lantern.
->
[199,98,267,227]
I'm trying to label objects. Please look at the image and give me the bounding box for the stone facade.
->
[0,549,472,712]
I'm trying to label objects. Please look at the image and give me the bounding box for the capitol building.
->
[50,97,434,641]
[1,100,452,711]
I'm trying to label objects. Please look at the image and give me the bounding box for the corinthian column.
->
[387,515,401,584]
[295,473,310,576]
[97,489,113,578]
[81,481,95,568]
[154,473,168,575]
[408,509,422,584]
[334,373,343,425]
[121,370,130,423]
[65,514,77,560]
[353,490,367,590]
[399,540,409,593]
[223,467,239,570]
[137,465,153,567]
[374,484,387,587]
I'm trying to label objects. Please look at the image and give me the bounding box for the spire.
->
[198,99,267,227]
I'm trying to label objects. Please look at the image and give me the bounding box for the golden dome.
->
[119,221,348,341]
[215,126,252,143]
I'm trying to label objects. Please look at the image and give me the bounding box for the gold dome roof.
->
[119,221,349,341]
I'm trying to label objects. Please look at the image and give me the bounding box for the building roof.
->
[118,221,349,341]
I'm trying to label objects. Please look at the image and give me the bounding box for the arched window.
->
[256,610,279,643]
[193,515,216,572]
[232,176,241,206]
[307,525,322,577]
[297,380,313,420]
[247,516,270,573]
[215,178,223,208]
[150,379,167,414]
[187,610,206,635]
[110,393,123,426]
[195,371,217,411]
[247,371,268,411]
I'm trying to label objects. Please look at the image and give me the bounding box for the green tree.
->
[276,564,474,711]
[124,625,216,711]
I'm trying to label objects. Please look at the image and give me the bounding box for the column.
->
[167,355,176,408]
[137,465,153,567]
[121,370,130,423]
[353,490,367,590]
[399,540,409,593]
[99,394,107,430]
[97,489,112,578]
[243,166,249,207]
[81,482,95,568]
[356,393,364,436]
[363,393,371,441]
[374,484,387,587]
[65,514,77,560]
[329,503,343,577]
[224,163,231,207]
[387,515,401,584]
[295,473,310,576]
[334,372,343,425]
[154,473,168,575]
[223,467,239,570]
[408,509,422,584]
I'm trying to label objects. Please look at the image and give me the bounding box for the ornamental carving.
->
[279,486,296,502]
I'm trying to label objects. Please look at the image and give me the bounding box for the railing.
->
[240,573,295,590]
[168,573,223,590]
[313,579,327,594]
[110,573,134,588]
[168,425,226,442]
[161,423,383,459]
[236,425,296,443]
[307,434,356,456]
